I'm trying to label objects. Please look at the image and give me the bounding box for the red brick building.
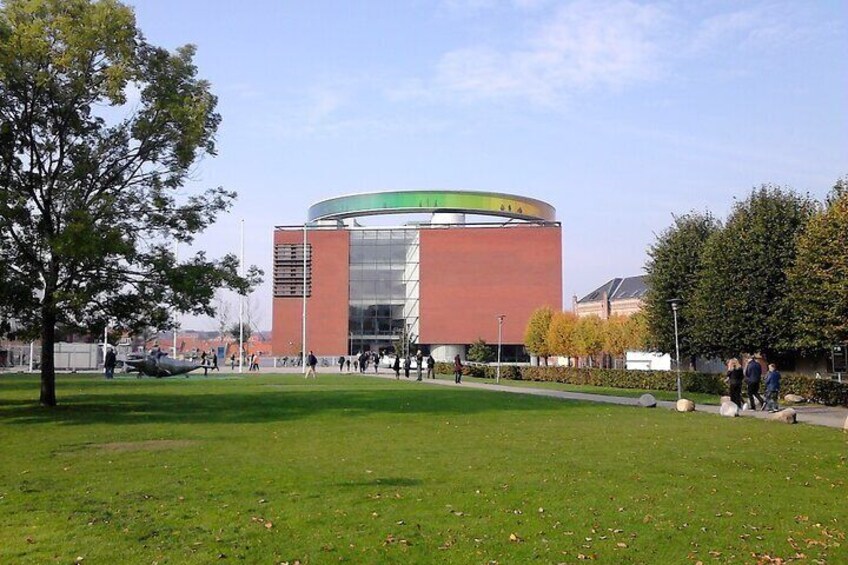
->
[272,190,562,362]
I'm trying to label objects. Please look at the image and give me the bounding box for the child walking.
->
[764,363,781,412]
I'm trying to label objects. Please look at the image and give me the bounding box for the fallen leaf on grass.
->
[509,533,523,543]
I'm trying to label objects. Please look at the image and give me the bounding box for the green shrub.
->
[779,373,848,406]
[484,365,724,396]
[437,362,848,406]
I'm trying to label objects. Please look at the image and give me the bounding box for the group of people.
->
[328,349,466,384]
[222,351,260,371]
[199,350,219,375]
[726,356,782,412]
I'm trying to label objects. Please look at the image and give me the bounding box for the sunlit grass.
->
[1,373,845,563]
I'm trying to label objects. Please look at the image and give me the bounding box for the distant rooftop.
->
[577,275,648,304]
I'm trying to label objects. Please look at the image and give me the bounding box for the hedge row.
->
[435,363,848,407]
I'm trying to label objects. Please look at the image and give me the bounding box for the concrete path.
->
[354,370,848,430]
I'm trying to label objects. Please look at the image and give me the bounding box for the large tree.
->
[0,0,260,405]
[573,315,603,367]
[524,306,553,364]
[690,185,815,361]
[546,310,578,359]
[788,178,848,350]
[643,212,719,368]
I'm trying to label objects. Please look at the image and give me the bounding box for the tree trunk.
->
[39,304,57,407]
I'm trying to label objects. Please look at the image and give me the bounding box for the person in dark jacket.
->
[744,357,765,410]
[403,356,411,378]
[764,363,781,412]
[305,350,318,378]
[338,355,346,372]
[453,355,463,384]
[104,347,116,379]
[726,358,744,409]
[426,354,436,379]
[392,356,400,379]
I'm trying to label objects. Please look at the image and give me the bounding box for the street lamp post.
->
[496,315,505,384]
[668,299,683,400]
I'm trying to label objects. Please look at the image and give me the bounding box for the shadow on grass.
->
[0,384,567,426]
[337,478,423,487]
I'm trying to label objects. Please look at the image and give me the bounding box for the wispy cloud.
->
[406,1,826,107]
[687,5,806,54]
[433,1,669,104]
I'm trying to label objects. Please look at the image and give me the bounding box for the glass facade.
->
[348,229,419,354]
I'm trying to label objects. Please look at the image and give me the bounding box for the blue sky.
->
[128,0,847,331]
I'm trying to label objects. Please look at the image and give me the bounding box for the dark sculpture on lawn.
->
[124,352,201,378]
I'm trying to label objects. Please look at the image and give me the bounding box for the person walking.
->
[306,350,318,378]
[415,349,424,381]
[373,352,379,374]
[744,356,765,410]
[403,355,411,379]
[345,358,351,371]
[201,351,208,376]
[230,353,236,370]
[453,354,463,384]
[104,347,116,380]
[212,351,219,372]
[426,354,435,379]
[726,358,744,409]
[338,355,346,372]
[393,355,400,379]
[764,363,781,412]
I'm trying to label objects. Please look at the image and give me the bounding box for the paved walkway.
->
[349,370,848,430]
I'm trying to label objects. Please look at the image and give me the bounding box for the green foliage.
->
[602,315,631,357]
[788,178,848,350]
[228,322,252,342]
[623,311,650,352]
[440,360,848,406]
[524,306,553,360]
[690,186,815,360]
[643,212,720,361]
[573,315,604,365]
[467,338,494,363]
[520,366,728,396]
[779,373,848,406]
[0,0,262,405]
[546,311,578,357]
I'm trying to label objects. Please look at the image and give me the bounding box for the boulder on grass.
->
[769,408,797,424]
[676,399,695,412]
[720,395,731,404]
[638,394,657,408]
[784,394,805,404]
[719,402,739,418]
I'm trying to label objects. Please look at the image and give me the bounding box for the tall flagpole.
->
[238,219,244,373]
[302,222,308,373]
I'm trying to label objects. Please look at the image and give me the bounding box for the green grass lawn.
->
[0,373,845,564]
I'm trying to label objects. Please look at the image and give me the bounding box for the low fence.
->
[0,343,130,372]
